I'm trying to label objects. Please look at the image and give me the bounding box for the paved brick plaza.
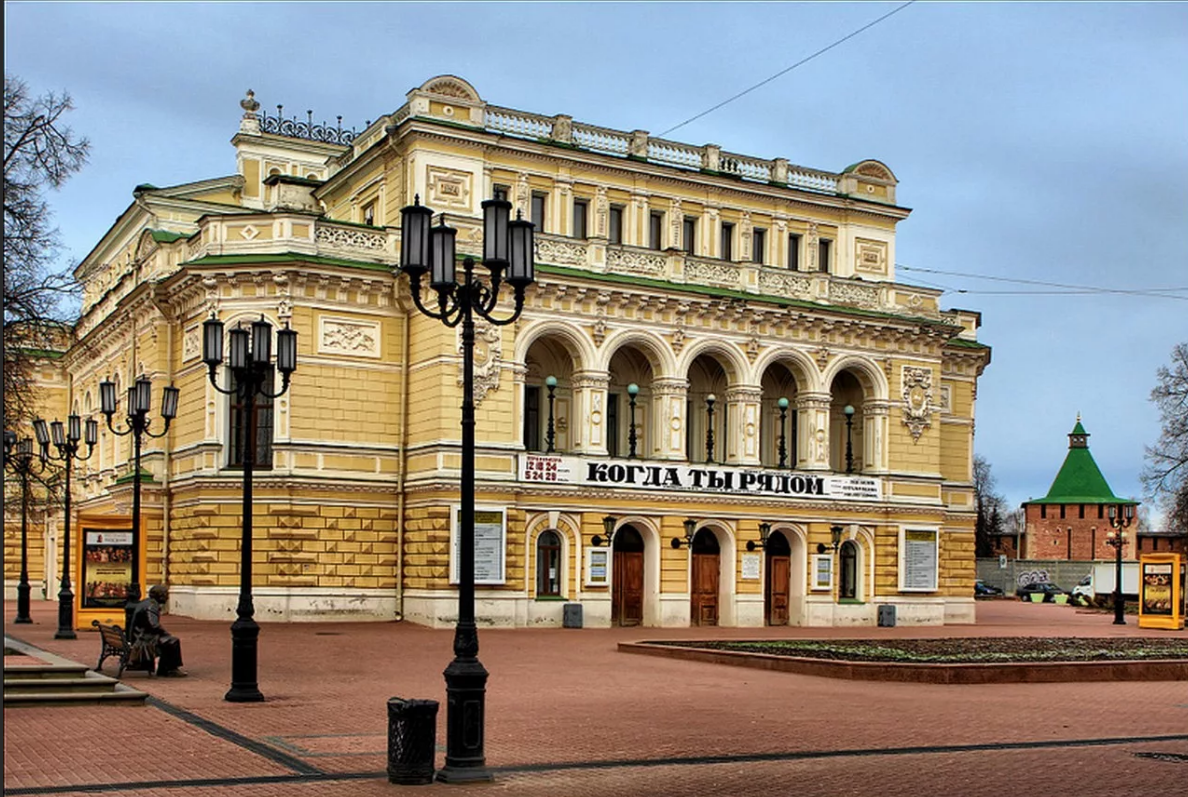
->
[5,600,1187,796]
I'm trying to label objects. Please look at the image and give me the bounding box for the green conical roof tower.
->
[1024,416,1136,506]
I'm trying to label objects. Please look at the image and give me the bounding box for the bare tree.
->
[1143,342,1188,533]
[973,454,1008,557]
[3,73,89,426]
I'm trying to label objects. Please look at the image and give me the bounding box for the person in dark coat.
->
[130,584,186,676]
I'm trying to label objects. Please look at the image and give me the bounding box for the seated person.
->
[129,584,186,677]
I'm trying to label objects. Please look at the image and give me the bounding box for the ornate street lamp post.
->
[4,430,46,624]
[399,194,534,783]
[843,404,855,474]
[100,374,179,627]
[1106,503,1134,626]
[32,414,98,639]
[704,394,716,465]
[777,397,789,469]
[544,375,557,453]
[627,383,639,459]
[203,314,298,702]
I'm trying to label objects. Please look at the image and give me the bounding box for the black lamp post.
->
[1106,504,1134,626]
[777,397,789,468]
[672,518,698,549]
[746,521,772,552]
[627,383,639,459]
[100,374,179,628]
[4,430,45,624]
[704,394,716,465]
[32,414,98,639]
[843,404,855,474]
[399,194,534,783]
[203,313,298,702]
[544,375,557,453]
[592,515,616,547]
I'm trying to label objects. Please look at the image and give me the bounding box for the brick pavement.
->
[5,598,1187,796]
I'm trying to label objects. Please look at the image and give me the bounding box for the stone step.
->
[3,682,147,706]
[3,663,92,680]
[5,673,124,694]
[3,634,148,707]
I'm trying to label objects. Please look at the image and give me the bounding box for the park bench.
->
[92,620,155,678]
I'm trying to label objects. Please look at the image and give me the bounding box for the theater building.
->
[5,75,990,628]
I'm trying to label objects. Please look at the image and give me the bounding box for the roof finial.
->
[1076,411,1081,423]
[239,89,261,135]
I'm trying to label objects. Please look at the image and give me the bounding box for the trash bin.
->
[562,602,583,629]
[877,604,896,627]
[387,697,439,785]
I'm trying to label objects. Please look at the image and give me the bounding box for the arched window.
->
[229,366,274,469]
[839,540,858,600]
[536,530,561,597]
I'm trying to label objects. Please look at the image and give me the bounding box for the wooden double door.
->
[764,531,792,626]
[690,529,719,626]
[612,526,644,626]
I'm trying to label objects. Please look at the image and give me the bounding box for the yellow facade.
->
[4,75,989,628]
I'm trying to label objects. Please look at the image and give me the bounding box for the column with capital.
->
[796,392,832,471]
[650,377,691,461]
[724,385,763,466]
[862,399,891,473]
[570,371,610,456]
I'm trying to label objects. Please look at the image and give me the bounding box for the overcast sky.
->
[6,2,1187,521]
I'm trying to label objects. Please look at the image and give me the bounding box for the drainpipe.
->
[394,303,410,621]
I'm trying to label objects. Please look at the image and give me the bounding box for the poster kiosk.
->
[1136,553,1185,631]
[75,516,146,630]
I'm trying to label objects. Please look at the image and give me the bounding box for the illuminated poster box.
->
[1137,553,1184,631]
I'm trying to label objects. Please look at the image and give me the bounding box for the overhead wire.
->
[898,264,1188,301]
[655,1,918,139]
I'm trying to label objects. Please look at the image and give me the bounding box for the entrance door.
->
[612,526,644,626]
[765,531,791,625]
[690,528,720,626]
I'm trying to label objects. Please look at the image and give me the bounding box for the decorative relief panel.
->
[607,248,665,278]
[759,270,813,300]
[686,258,739,289]
[316,224,387,251]
[426,166,472,211]
[854,238,888,276]
[182,325,201,362]
[829,280,881,309]
[462,321,503,406]
[901,366,934,440]
[318,316,381,358]
[536,238,588,268]
[940,384,952,414]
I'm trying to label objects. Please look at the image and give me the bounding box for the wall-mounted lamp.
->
[746,522,772,552]
[591,515,617,547]
[672,518,698,549]
[817,524,844,554]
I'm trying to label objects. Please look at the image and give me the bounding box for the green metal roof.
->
[1024,419,1136,506]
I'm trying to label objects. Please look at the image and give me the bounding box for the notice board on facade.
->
[449,507,506,585]
[82,529,134,609]
[1138,553,1184,630]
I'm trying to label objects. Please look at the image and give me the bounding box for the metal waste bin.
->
[563,602,583,628]
[387,697,439,784]
[877,604,896,627]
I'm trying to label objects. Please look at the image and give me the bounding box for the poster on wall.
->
[82,529,134,609]
[586,548,610,587]
[741,553,761,581]
[901,529,939,592]
[450,508,506,585]
[1141,562,1174,616]
[812,555,833,591]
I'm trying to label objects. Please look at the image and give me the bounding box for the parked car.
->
[1015,582,1069,602]
[1071,574,1094,602]
[974,579,1003,597]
